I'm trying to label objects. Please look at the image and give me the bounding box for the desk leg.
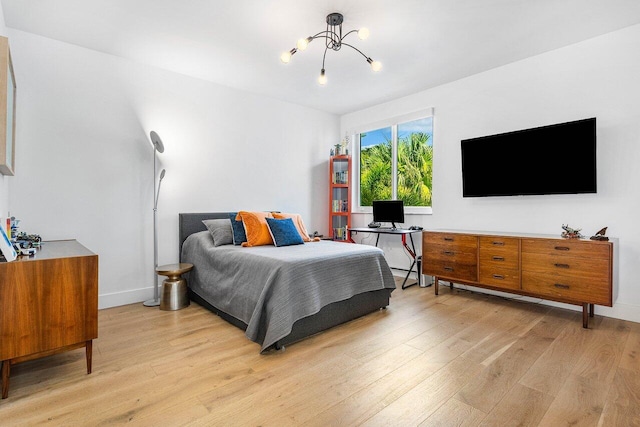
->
[401,234,420,289]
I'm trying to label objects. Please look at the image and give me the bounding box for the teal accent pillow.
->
[229,212,247,245]
[266,217,304,247]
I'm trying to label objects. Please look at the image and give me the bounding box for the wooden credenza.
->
[0,240,98,399]
[422,230,615,328]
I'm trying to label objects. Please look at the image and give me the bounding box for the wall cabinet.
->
[328,155,351,241]
[0,36,16,176]
[422,230,615,328]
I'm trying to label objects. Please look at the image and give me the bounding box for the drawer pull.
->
[492,241,505,246]
[554,283,570,289]
[443,250,455,256]
[554,263,570,269]
[554,246,570,251]
[492,274,504,279]
[492,256,505,261]
[444,237,454,242]
[443,266,454,272]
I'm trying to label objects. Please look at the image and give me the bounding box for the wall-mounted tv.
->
[461,117,597,197]
[372,200,405,229]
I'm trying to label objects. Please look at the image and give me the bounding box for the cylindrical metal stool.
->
[156,263,193,311]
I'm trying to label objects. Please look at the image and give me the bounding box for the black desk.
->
[348,227,422,289]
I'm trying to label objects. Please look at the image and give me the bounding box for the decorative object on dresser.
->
[144,130,167,307]
[561,224,582,239]
[422,230,615,328]
[590,226,609,241]
[329,155,351,241]
[0,240,98,399]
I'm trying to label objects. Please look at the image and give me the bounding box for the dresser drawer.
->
[479,236,519,270]
[521,252,610,281]
[423,258,477,282]
[423,233,478,251]
[479,267,520,290]
[522,272,611,305]
[521,239,610,259]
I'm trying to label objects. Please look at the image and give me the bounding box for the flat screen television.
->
[461,117,597,197]
[372,200,405,229]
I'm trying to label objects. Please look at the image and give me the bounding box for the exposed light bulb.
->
[280,48,297,64]
[358,27,370,40]
[318,69,327,85]
[297,37,311,51]
[367,57,382,72]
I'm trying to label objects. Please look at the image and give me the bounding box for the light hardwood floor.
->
[2,278,639,426]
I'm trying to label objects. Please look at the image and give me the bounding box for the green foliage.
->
[360,132,432,207]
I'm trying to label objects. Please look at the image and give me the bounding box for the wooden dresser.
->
[422,230,615,328]
[0,240,98,399]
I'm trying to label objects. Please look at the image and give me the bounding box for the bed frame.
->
[178,212,393,351]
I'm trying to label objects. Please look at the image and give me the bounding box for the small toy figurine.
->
[561,224,583,239]
[590,227,609,241]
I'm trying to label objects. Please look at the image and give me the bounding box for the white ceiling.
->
[3,0,640,115]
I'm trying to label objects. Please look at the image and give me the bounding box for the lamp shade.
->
[150,130,165,153]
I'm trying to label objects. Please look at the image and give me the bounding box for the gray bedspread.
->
[182,231,396,352]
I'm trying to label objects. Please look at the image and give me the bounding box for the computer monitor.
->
[372,200,405,229]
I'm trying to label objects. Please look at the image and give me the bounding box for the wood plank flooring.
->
[2,278,639,426]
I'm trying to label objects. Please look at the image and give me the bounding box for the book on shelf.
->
[332,226,348,240]
[332,200,349,213]
[332,170,349,184]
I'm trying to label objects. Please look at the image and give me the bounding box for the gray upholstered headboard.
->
[178,212,232,261]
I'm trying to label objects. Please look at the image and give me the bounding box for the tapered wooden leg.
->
[86,340,93,374]
[589,303,595,318]
[434,277,439,295]
[1,360,10,399]
[582,303,589,328]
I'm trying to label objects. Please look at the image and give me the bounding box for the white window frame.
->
[348,108,434,215]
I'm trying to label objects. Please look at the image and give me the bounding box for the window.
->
[354,109,433,213]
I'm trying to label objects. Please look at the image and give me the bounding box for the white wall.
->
[342,24,640,323]
[7,29,338,308]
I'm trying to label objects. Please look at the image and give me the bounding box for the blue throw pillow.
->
[229,212,247,245]
[266,217,304,247]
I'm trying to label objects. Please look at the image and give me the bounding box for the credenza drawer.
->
[522,272,611,305]
[424,245,477,264]
[479,267,520,290]
[521,252,610,281]
[423,258,477,282]
[521,239,610,259]
[479,237,519,269]
[423,233,477,250]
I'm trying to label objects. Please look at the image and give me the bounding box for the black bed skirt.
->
[188,287,393,352]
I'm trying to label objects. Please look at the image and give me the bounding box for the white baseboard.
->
[99,286,155,309]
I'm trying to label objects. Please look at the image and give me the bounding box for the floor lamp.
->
[143,131,166,307]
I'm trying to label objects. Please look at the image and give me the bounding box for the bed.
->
[179,212,396,352]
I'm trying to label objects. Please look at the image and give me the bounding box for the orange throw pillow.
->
[236,211,274,247]
[272,212,319,242]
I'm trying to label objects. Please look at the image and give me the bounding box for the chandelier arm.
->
[321,45,329,69]
[341,42,370,60]
[341,29,360,39]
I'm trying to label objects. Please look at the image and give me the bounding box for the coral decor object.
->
[561,224,583,239]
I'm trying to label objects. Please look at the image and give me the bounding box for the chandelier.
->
[280,12,382,85]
